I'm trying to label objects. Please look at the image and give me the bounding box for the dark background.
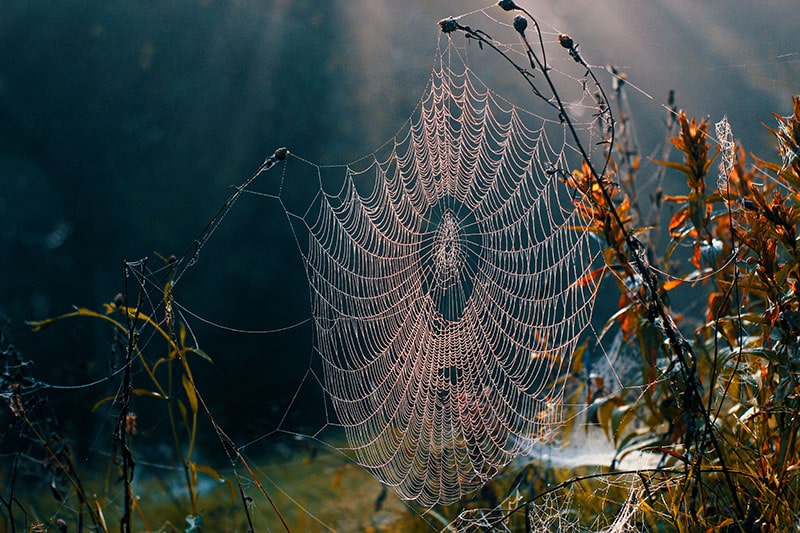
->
[1,0,797,449]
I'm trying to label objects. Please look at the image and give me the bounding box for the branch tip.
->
[497,0,518,11]
[438,18,459,34]
[274,147,289,161]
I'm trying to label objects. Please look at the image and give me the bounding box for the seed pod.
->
[497,0,518,11]
[438,18,459,34]
[513,15,527,34]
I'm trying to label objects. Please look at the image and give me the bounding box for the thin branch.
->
[443,2,745,521]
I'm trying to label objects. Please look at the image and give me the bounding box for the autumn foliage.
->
[564,95,800,530]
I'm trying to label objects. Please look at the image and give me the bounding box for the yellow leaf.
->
[595,396,622,441]
[603,247,618,267]
[193,462,236,504]
[91,389,164,412]
[182,374,198,414]
[163,279,173,305]
[92,395,117,412]
[133,388,165,400]
[177,399,188,426]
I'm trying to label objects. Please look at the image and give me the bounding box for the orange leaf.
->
[668,208,689,237]
[603,247,618,267]
[706,292,725,322]
[662,194,689,203]
[575,267,606,287]
[619,307,638,342]
[691,243,702,269]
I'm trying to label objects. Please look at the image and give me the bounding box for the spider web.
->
[248,26,605,507]
[6,3,800,530]
[450,474,651,532]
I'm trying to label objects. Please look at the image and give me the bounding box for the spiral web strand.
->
[259,30,605,507]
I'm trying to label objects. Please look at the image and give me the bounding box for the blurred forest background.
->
[0,0,797,451]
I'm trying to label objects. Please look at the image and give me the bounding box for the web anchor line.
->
[170,147,290,287]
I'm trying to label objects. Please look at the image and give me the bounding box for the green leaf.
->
[688,191,706,231]
[189,348,213,363]
[653,159,692,176]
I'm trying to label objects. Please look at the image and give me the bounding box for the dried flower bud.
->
[513,15,527,34]
[113,293,125,307]
[274,147,289,161]
[125,412,137,435]
[438,18,459,34]
[558,34,574,49]
[497,0,518,11]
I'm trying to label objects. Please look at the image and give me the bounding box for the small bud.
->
[438,18,459,34]
[558,34,574,49]
[274,147,289,161]
[497,0,518,11]
[113,293,125,307]
[512,15,527,34]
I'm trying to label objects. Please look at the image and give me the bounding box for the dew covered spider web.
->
[5,3,800,531]
[223,18,607,508]
[450,472,655,533]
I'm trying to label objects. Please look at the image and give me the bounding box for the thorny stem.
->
[445,3,746,522]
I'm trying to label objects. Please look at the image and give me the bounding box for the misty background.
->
[1,1,797,449]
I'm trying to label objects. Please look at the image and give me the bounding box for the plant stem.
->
[447,5,746,521]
